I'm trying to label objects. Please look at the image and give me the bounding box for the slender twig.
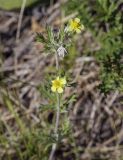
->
[16,0,27,42]
[49,143,57,160]
[15,0,26,76]
[49,52,60,160]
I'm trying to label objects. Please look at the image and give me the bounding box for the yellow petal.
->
[60,78,66,85]
[56,76,60,80]
[67,25,73,32]
[51,86,56,92]
[76,28,81,33]
[57,87,63,93]
[75,18,80,23]
[80,24,84,30]
[52,80,55,83]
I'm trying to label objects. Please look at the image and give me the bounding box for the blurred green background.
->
[0,0,41,10]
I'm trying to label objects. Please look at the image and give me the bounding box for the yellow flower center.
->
[71,21,80,29]
[53,80,62,88]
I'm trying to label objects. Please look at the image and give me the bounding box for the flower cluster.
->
[50,17,84,93]
[51,77,66,93]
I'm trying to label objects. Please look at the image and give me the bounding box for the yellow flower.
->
[51,77,66,94]
[68,18,84,33]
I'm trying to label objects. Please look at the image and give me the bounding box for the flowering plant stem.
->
[55,52,59,71]
[49,52,60,160]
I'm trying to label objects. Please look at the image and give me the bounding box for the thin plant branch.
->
[16,0,27,42]
[55,52,59,71]
[55,93,60,134]
[49,52,60,160]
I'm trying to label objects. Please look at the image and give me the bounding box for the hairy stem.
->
[49,52,60,160]
[55,93,60,134]
[49,93,60,160]
[55,52,59,71]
